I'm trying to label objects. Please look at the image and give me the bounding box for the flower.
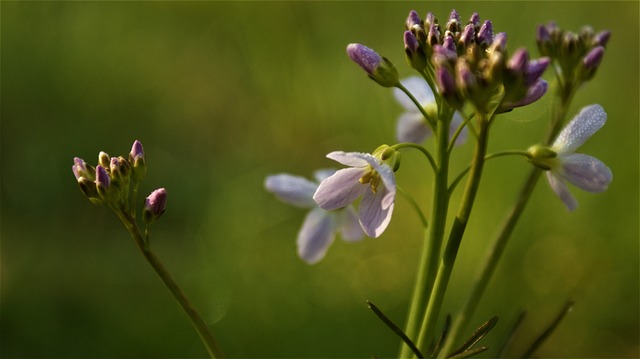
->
[313,149,398,238]
[393,76,467,144]
[532,104,612,211]
[265,170,364,264]
[143,188,167,224]
[346,43,399,87]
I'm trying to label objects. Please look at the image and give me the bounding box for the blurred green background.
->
[2,1,638,358]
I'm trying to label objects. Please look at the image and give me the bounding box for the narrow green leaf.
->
[367,300,424,359]
[430,314,452,358]
[447,315,499,358]
[522,300,574,358]
[497,310,527,358]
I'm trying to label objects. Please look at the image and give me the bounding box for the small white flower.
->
[265,170,364,264]
[393,76,467,144]
[546,104,613,211]
[313,151,396,238]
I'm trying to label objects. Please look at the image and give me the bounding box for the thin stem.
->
[447,112,475,155]
[393,142,437,173]
[397,186,428,228]
[115,212,224,358]
[448,150,531,195]
[416,116,491,356]
[440,78,577,355]
[396,82,437,132]
[400,108,453,358]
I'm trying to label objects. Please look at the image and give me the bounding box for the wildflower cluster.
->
[72,140,166,224]
[266,6,613,359]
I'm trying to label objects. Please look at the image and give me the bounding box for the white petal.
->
[393,76,435,110]
[297,207,337,264]
[313,167,368,210]
[396,112,431,143]
[326,151,370,167]
[450,111,468,145]
[559,153,612,193]
[339,206,365,242]
[553,104,607,154]
[359,186,395,238]
[264,174,317,208]
[546,171,578,211]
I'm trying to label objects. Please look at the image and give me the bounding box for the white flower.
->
[265,170,364,264]
[546,104,613,211]
[313,151,396,238]
[393,76,467,144]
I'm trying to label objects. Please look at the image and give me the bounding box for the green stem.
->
[440,81,577,355]
[396,83,437,132]
[397,186,428,229]
[416,116,491,356]
[393,142,437,172]
[115,212,224,358]
[400,109,452,358]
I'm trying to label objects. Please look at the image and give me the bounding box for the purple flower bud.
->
[469,12,480,27]
[425,12,436,27]
[143,188,167,224]
[347,43,398,87]
[448,9,461,23]
[427,23,440,46]
[504,79,548,111]
[432,44,457,65]
[442,35,456,53]
[456,60,477,91]
[72,157,87,181]
[459,24,475,47]
[404,31,419,54]
[593,30,611,47]
[583,46,605,70]
[477,20,494,46]
[347,43,383,75]
[95,165,110,193]
[525,57,550,86]
[489,32,507,53]
[508,48,529,74]
[406,10,422,30]
[130,140,144,162]
[536,24,551,44]
[436,67,457,96]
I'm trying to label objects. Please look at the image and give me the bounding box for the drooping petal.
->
[297,207,337,264]
[553,104,606,154]
[326,151,370,167]
[313,167,368,210]
[558,153,612,193]
[393,76,435,110]
[265,174,318,208]
[339,206,365,242]
[546,171,578,211]
[359,185,395,237]
[366,161,396,210]
[396,112,431,143]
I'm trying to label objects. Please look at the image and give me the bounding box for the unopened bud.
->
[129,140,147,182]
[346,43,399,87]
[527,144,558,170]
[143,188,167,224]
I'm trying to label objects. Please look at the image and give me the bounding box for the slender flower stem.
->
[440,82,577,355]
[398,186,429,228]
[416,116,491,356]
[115,211,224,358]
[393,142,437,172]
[396,83,437,132]
[400,109,453,358]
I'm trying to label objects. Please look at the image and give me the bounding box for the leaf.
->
[447,315,499,358]
[522,300,574,358]
[367,300,424,359]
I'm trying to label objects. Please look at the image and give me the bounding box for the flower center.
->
[359,167,382,194]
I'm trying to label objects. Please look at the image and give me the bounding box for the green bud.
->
[527,144,558,170]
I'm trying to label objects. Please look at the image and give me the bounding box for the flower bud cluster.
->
[537,22,610,84]
[404,9,550,114]
[72,140,163,223]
